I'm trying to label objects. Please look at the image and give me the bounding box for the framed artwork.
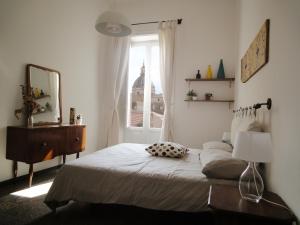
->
[241,19,270,83]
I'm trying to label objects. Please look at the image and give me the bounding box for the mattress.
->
[45,143,237,212]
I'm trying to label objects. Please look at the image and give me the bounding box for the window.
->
[127,34,164,129]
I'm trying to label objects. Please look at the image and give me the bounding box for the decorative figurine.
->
[40,89,45,96]
[217,59,225,79]
[76,114,83,125]
[196,70,201,79]
[206,65,213,79]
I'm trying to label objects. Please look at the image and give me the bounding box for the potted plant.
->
[186,90,197,101]
[205,93,213,101]
[14,85,39,127]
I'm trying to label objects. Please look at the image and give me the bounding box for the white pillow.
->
[201,149,247,179]
[145,142,189,158]
[231,117,262,146]
[230,116,241,146]
[203,141,233,152]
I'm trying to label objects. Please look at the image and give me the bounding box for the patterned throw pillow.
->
[145,142,189,158]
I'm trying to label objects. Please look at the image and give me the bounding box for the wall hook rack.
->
[253,98,272,110]
[233,98,272,114]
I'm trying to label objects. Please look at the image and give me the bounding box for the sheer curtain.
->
[159,21,177,142]
[104,36,130,146]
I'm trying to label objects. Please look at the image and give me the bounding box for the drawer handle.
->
[41,142,48,149]
[75,137,80,142]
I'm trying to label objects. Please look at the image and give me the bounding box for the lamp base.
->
[239,162,264,203]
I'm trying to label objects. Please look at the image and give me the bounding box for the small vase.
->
[217,59,225,79]
[206,65,213,79]
[196,70,201,79]
[205,93,213,101]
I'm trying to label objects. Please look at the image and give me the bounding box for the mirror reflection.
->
[28,65,61,125]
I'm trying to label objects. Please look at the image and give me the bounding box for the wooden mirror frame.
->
[26,64,62,126]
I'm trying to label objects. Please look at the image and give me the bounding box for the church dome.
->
[132,67,145,89]
[132,63,155,92]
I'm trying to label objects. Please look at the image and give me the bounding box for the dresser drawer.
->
[66,126,86,154]
[27,128,64,163]
[6,125,86,163]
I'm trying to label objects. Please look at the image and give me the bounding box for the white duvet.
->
[45,143,236,212]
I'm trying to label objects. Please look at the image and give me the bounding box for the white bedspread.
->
[45,143,236,212]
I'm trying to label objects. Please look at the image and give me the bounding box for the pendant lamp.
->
[95,11,132,37]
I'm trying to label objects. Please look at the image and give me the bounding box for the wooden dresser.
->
[6,124,86,186]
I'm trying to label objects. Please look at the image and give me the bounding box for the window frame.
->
[126,34,162,132]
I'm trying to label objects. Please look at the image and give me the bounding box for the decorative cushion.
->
[145,142,189,158]
[200,149,247,179]
[203,141,233,152]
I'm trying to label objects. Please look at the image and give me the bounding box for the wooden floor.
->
[0,167,213,225]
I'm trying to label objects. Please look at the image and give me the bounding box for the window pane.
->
[150,46,164,128]
[128,46,146,127]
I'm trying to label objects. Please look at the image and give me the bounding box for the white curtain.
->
[159,21,177,142]
[104,36,130,146]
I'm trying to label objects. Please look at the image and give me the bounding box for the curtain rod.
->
[131,18,182,26]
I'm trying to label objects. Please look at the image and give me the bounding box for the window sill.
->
[126,127,161,132]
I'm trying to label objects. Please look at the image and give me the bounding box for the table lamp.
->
[233,131,272,203]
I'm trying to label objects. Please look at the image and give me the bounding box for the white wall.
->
[235,0,300,218]
[0,0,109,182]
[117,0,237,148]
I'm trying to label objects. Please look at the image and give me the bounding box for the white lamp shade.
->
[95,11,132,37]
[232,131,272,162]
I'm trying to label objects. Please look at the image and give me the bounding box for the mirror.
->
[26,64,62,126]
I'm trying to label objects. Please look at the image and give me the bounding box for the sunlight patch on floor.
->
[11,182,53,198]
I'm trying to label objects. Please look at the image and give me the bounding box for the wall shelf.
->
[184,99,234,109]
[184,99,234,103]
[32,109,51,115]
[185,77,235,88]
[185,78,235,82]
[33,95,51,100]
[185,76,235,109]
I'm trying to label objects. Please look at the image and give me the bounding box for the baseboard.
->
[0,165,62,187]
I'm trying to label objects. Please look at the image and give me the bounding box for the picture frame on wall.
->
[241,19,270,83]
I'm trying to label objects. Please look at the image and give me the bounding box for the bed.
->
[45,143,237,212]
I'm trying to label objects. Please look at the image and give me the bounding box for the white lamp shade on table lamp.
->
[233,131,272,162]
[95,11,132,37]
[233,131,272,203]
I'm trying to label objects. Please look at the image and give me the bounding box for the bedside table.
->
[208,184,296,225]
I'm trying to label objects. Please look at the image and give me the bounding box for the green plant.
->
[14,85,38,120]
[187,89,197,96]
